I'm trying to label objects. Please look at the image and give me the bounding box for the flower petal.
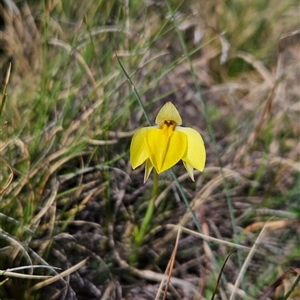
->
[144,159,153,182]
[130,127,154,169]
[183,161,195,181]
[155,102,182,125]
[145,128,187,173]
[176,126,206,171]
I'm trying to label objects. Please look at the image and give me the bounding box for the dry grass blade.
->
[114,248,203,298]
[259,268,300,300]
[235,51,273,87]
[277,28,300,80]
[30,258,88,292]
[0,271,51,280]
[0,230,33,268]
[229,221,269,300]
[0,62,11,117]
[278,29,300,52]
[48,38,98,93]
[155,226,181,300]
[0,157,13,195]
[245,219,300,232]
[30,180,58,227]
[0,278,9,286]
[166,225,250,251]
[0,63,12,195]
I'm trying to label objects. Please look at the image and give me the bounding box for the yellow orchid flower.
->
[130,102,206,182]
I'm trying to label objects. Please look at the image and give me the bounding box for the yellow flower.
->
[130,102,206,182]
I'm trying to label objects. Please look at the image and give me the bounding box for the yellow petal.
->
[130,127,154,169]
[145,128,187,173]
[144,159,153,182]
[183,161,195,181]
[155,102,182,126]
[176,126,206,171]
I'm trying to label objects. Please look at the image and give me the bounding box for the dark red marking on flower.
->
[164,120,175,126]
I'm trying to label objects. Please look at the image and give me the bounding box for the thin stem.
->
[134,170,158,246]
[170,170,202,233]
[152,169,159,200]
[283,275,300,300]
[0,63,11,118]
[115,54,151,125]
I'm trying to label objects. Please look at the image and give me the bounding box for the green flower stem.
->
[134,197,154,246]
[134,170,158,246]
[130,171,158,264]
[151,169,159,200]
[283,274,300,300]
